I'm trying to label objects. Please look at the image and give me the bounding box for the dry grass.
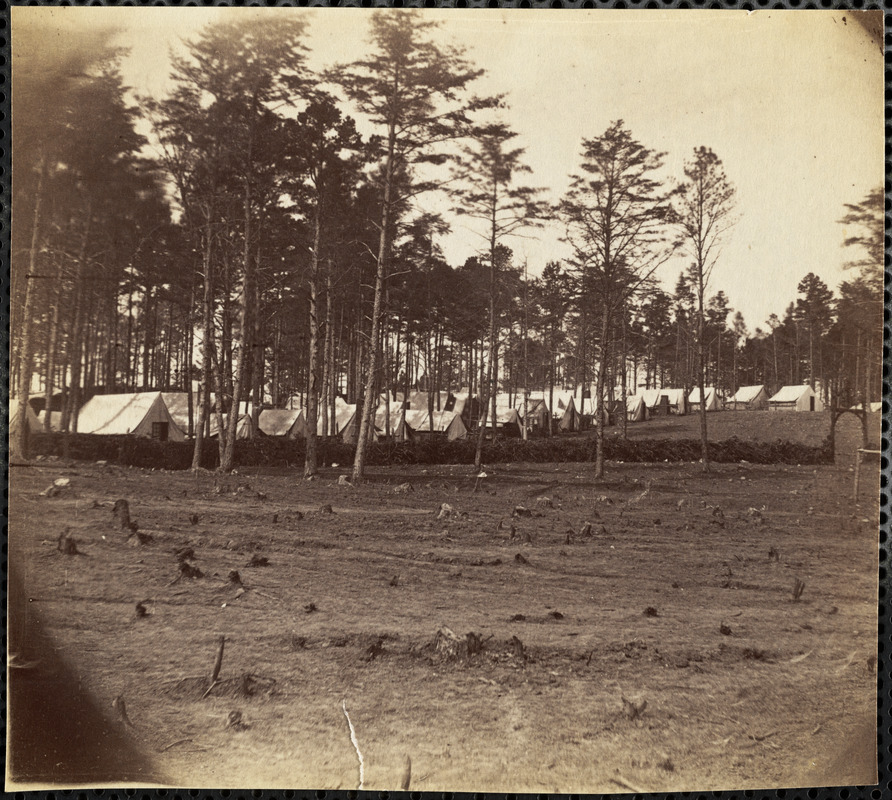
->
[8,411,879,791]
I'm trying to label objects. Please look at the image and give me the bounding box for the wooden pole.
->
[211,635,226,683]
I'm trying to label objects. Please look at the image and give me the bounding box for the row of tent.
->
[15,391,472,443]
[688,384,825,412]
[257,400,470,443]
[510,383,826,423]
[633,384,825,414]
[14,388,583,442]
[10,383,831,444]
[25,392,255,442]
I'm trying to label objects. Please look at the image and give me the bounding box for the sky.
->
[13,7,884,330]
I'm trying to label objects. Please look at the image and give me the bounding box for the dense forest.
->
[10,13,883,479]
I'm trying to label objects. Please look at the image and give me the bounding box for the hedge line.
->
[28,431,833,470]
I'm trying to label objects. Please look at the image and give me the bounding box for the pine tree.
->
[673,146,736,472]
[453,122,545,467]
[281,97,363,477]
[150,17,311,471]
[794,273,835,394]
[560,120,674,479]
[330,10,495,484]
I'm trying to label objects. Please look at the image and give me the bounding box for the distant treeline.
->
[12,13,878,479]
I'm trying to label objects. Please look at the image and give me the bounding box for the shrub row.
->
[28,431,833,470]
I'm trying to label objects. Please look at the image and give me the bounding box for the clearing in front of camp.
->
[8,416,878,792]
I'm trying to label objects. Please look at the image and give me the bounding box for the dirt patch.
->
[8,418,879,792]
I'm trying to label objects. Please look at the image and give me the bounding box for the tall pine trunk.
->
[352,110,396,483]
[42,252,64,433]
[65,198,94,434]
[186,279,195,436]
[251,250,264,432]
[304,206,322,477]
[221,176,253,472]
[594,302,609,479]
[321,268,333,437]
[621,304,628,439]
[697,278,709,471]
[191,215,215,470]
[474,227,498,472]
[12,157,46,458]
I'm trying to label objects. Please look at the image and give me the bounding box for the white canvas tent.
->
[639,388,662,411]
[439,410,468,441]
[291,409,311,438]
[407,391,453,412]
[494,407,521,427]
[689,386,722,412]
[578,396,596,417]
[161,392,197,435]
[493,392,552,428]
[291,397,358,441]
[640,388,686,415]
[494,392,520,412]
[521,397,550,431]
[208,413,255,440]
[258,409,303,438]
[403,408,468,440]
[77,392,186,440]
[481,406,522,436]
[768,385,823,412]
[626,394,648,423]
[728,385,769,410]
[451,392,469,417]
[333,400,359,443]
[9,398,40,436]
[663,388,687,414]
[526,392,557,429]
[553,390,575,413]
[558,396,582,432]
[375,402,412,442]
[404,408,429,429]
[850,401,882,413]
[163,392,255,439]
[35,410,63,432]
[299,398,359,441]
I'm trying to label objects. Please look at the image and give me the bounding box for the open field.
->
[616,409,875,448]
[8,412,880,792]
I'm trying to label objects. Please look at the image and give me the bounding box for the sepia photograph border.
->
[1,2,888,799]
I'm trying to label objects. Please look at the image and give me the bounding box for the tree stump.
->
[511,635,526,661]
[239,673,257,697]
[112,695,135,727]
[401,755,412,791]
[57,530,78,555]
[179,561,203,579]
[434,627,483,662]
[226,710,248,730]
[113,499,132,531]
[175,546,196,563]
